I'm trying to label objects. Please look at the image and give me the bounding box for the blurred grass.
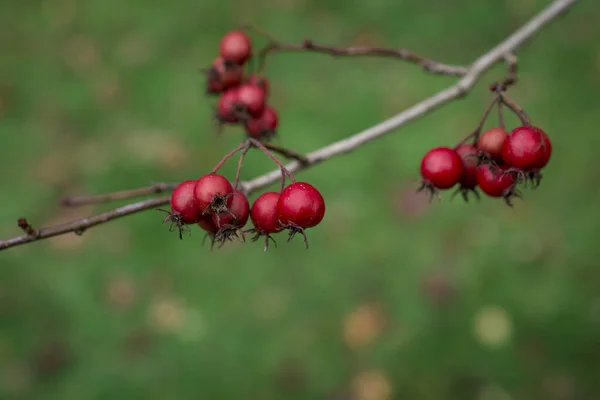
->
[1,0,600,399]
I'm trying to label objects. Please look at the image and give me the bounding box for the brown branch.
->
[262,142,309,165]
[0,0,578,253]
[0,197,169,251]
[61,182,177,207]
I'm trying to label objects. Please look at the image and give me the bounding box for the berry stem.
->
[211,142,247,174]
[500,93,531,126]
[454,95,500,148]
[233,142,251,189]
[497,99,505,130]
[247,137,296,191]
[262,142,309,165]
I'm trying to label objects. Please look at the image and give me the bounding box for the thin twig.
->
[500,92,531,126]
[0,197,170,251]
[455,95,501,148]
[233,143,251,189]
[247,138,296,192]
[211,142,247,173]
[61,182,178,207]
[0,0,579,252]
[262,142,309,165]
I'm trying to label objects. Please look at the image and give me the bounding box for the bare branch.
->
[61,183,177,207]
[239,0,578,195]
[0,197,169,251]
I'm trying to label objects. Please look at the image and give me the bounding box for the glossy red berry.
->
[169,180,202,224]
[477,128,508,161]
[206,57,243,94]
[236,83,266,117]
[420,147,464,190]
[244,106,278,140]
[193,174,234,214]
[219,31,252,65]
[216,88,240,123]
[502,126,551,170]
[250,192,282,235]
[212,190,250,229]
[476,163,518,206]
[455,144,479,189]
[197,214,219,233]
[278,182,326,229]
[246,74,269,97]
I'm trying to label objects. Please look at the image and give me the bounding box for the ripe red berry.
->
[250,192,282,235]
[277,182,326,229]
[531,127,552,169]
[476,163,517,205]
[206,57,243,94]
[219,30,252,65]
[455,144,479,190]
[502,126,551,170]
[420,147,464,190]
[246,74,269,97]
[236,83,266,117]
[169,180,202,224]
[477,128,508,161]
[212,190,250,229]
[197,214,219,233]
[244,106,278,140]
[216,88,240,123]
[193,174,234,214]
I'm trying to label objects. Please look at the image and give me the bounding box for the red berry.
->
[216,88,240,123]
[475,164,515,197]
[244,106,278,139]
[531,127,552,169]
[477,128,508,160]
[212,190,250,229]
[219,30,252,65]
[246,74,269,97]
[420,147,463,189]
[250,192,282,235]
[277,182,326,229]
[236,83,266,117]
[455,144,479,189]
[193,174,234,214]
[197,214,219,233]
[502,126,550,170]
[206,57,243,94]
[170,180,202,224]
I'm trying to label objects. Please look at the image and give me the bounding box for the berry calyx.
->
[246,74,270,97]
[248,191,283,251]
[197,214,219,250]
[477,128,508,161]
[206,57,243,94]
[216,88,240,123]
[453,144,480,201]
[475,163,519,206]
[501,126,551,170]
[160,180,202,239]
[244,106,278,140]
[277,182,326,248]
[418,147,464,200]
[219,30,252,65]
[212,190,250,245]
[236,83,266,118]
[193,174,234,215]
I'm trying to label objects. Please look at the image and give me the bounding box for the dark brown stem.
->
[490,53,519,93]
[0,197,170,251]
[211,142,246,173]
[262,142,309,165]
[497,99,505,130]
[247,138,295,192]
[61,182,178,207]
[500,93,531,126]
[233,142,251,189]
[455,95,500,148]
[17,218,38,237]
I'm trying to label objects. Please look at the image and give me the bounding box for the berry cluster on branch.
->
[0,0,578,252]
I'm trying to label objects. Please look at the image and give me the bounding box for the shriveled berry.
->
[193,174,234,215]
[244,106,278,140]
[278,182,326,229]
[206,57,243,94]
[420,147,464,190]
[249,191,283,251]
[219,30,252,65]
[476,163,518,206]
[246,74,269,97]
[212,190,250,228]
[502,126,551,170]
[477,128,508,161]
[236,83,266,117]
[216,88,240,123]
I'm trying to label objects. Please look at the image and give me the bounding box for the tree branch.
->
[0,0,578,252]
[238,0,577,195]
[61,182,177,207]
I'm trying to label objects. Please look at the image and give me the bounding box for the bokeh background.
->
[1,0,599,399]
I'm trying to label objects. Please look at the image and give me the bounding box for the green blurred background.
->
[1,0,599,399]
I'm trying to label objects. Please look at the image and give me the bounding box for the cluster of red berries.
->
[205,30,278,141]
[163,174,325,250]
[419,125,552,205]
